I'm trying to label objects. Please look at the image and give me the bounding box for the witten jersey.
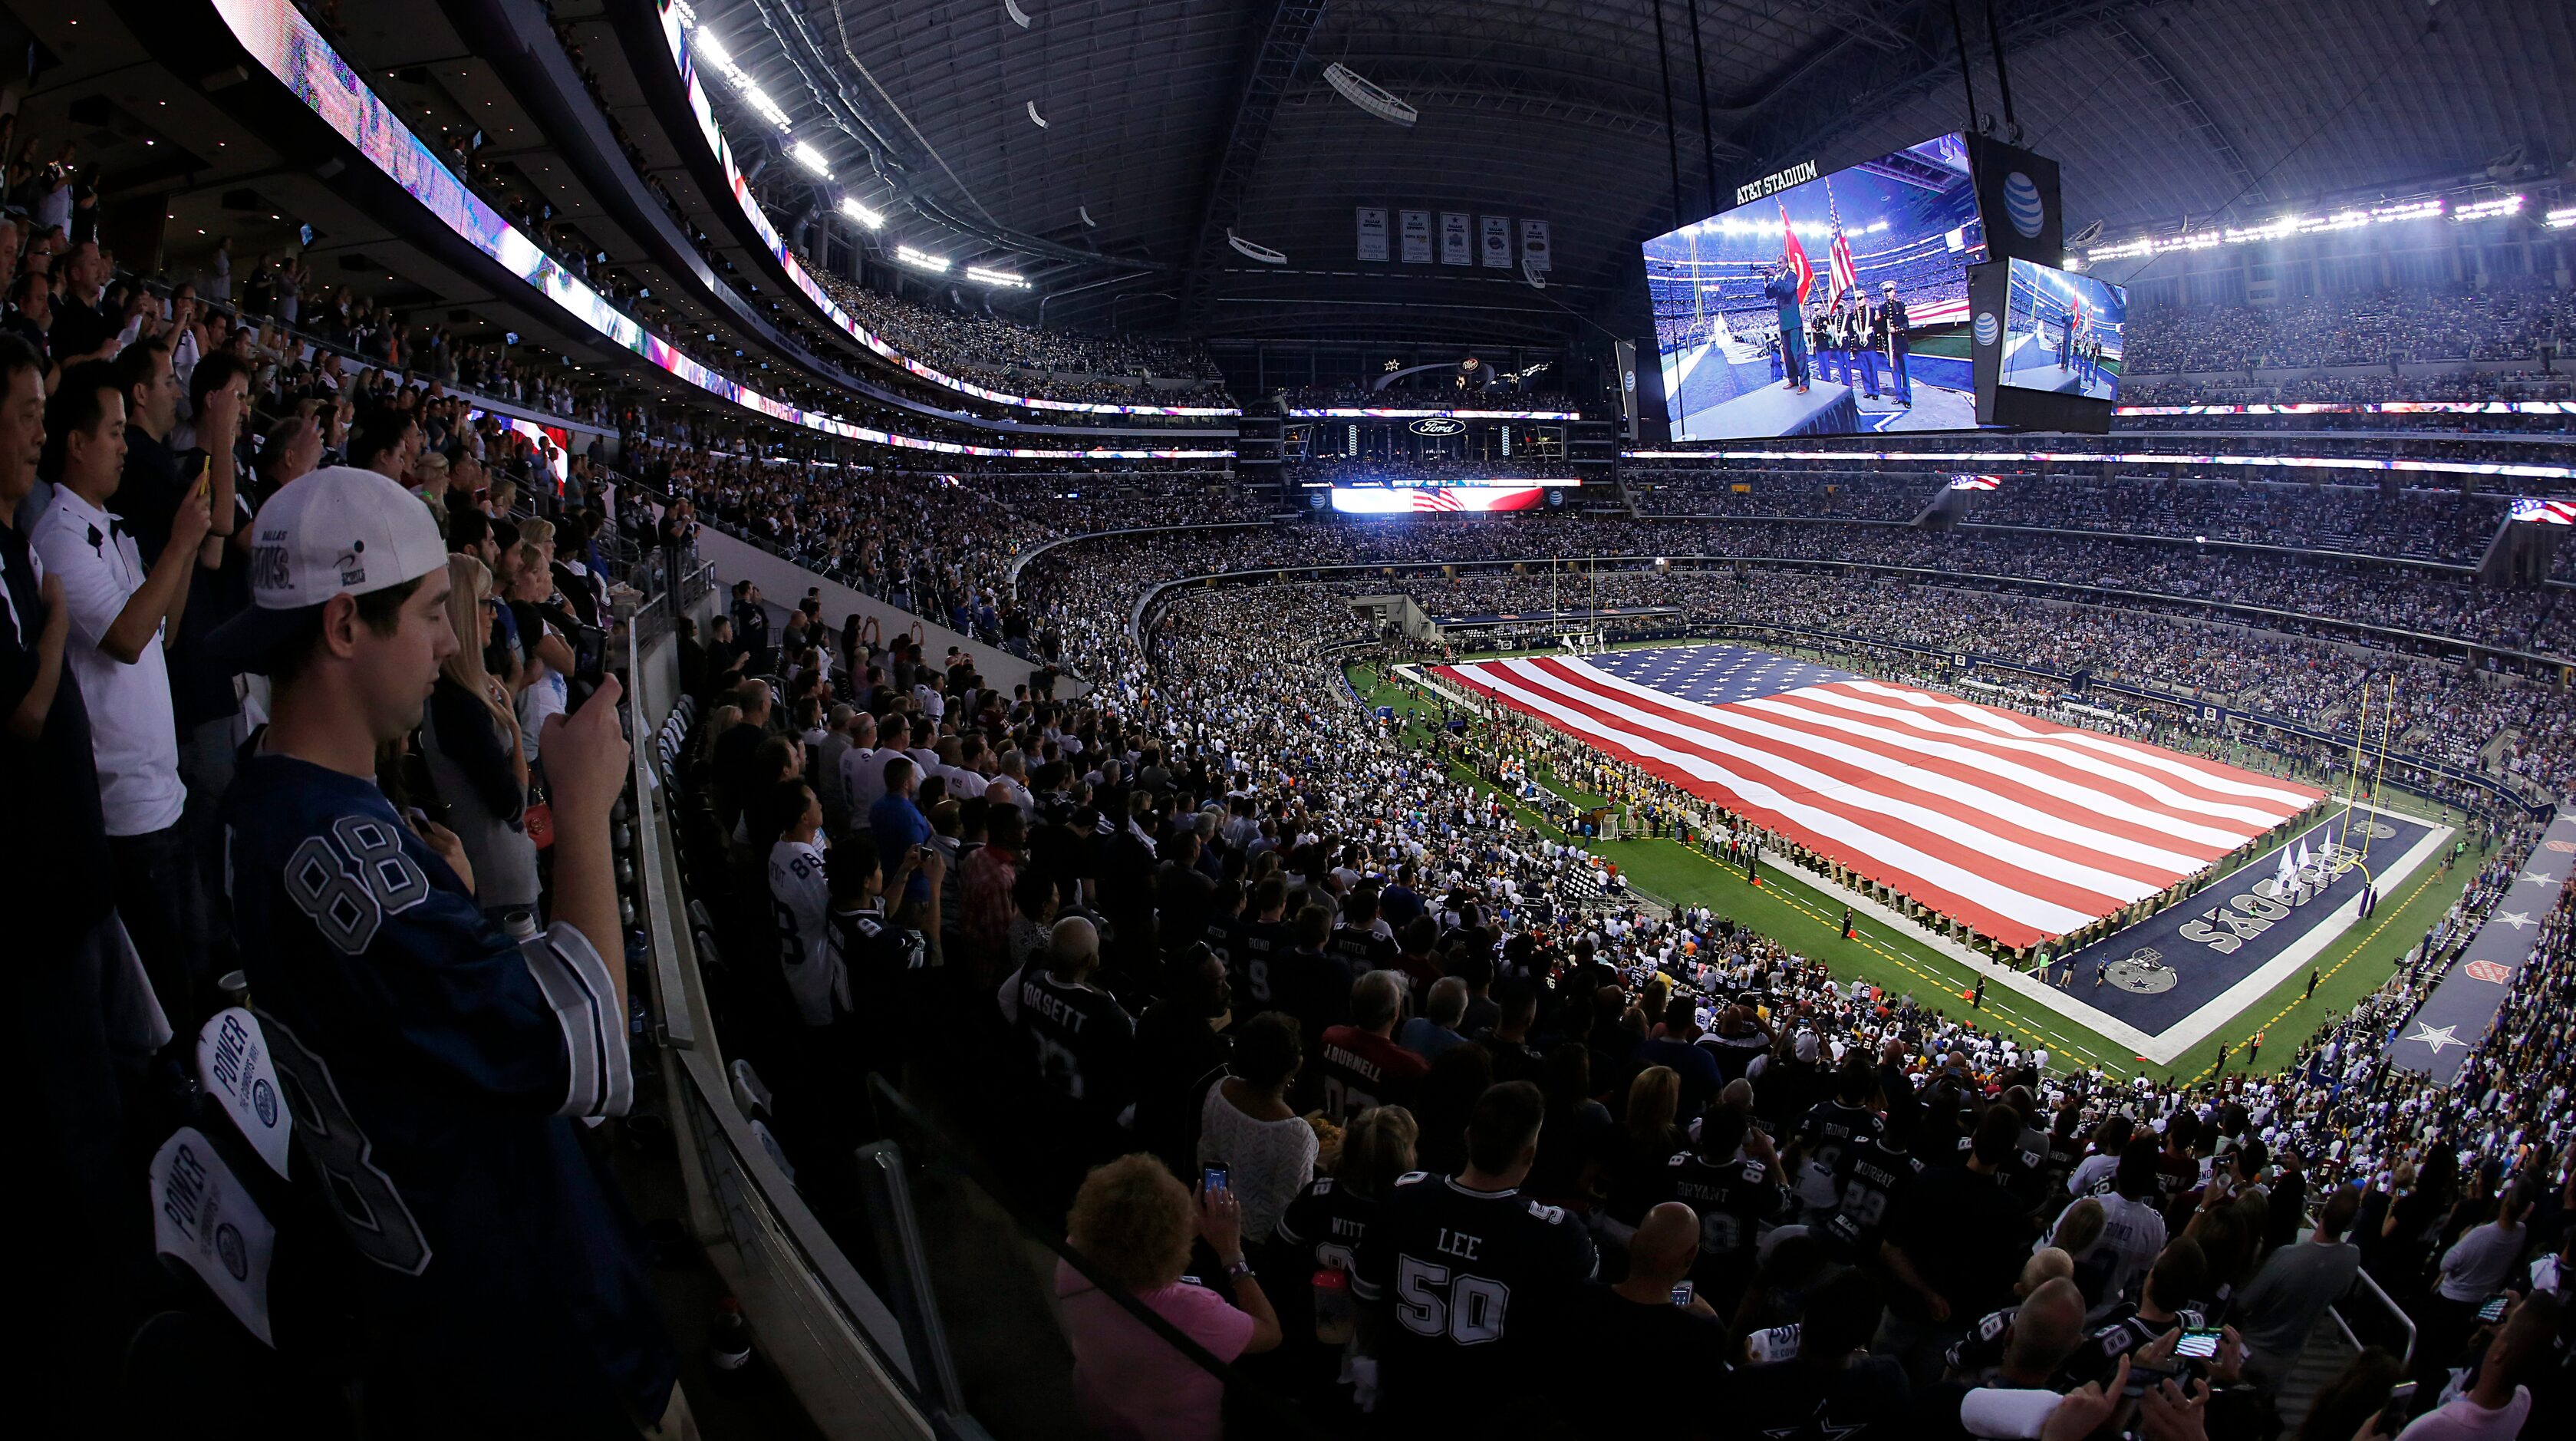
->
[1352,1172,1598,1406]
[1275,1175,1378,1273]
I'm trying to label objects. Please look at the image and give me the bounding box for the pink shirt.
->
[1054,1258,1255,1441]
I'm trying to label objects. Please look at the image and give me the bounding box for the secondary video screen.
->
[2001,259,2126,402]
[1645,133,1985,440]
[1323,483,1568,514]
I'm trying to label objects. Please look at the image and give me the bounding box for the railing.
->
[619,594,938,1439]
[2330,1267,2418,1367]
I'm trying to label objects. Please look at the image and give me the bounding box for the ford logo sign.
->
[1408,417,1466,435]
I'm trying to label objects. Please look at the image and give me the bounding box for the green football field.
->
[1348,658,2482,1084]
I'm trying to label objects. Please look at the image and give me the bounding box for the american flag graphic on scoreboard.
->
[2509,496,2576,526]
[1434,645,2320,947]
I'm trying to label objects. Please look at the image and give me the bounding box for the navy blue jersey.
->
[222,752,670,1432]
[1352,1172,1598,1416]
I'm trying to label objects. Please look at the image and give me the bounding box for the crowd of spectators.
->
[2127,280,2576,374]
[1280,381,1583,413]
[4,279,664,1435]
[663,519,2574,1439]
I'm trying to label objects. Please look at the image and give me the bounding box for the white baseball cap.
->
[212,466,449,672]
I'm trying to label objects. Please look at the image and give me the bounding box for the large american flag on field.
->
[1433,645,2321,948]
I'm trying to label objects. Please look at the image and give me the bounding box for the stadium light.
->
[838,196,885,229]
[2451,194,2524,222]
[695,31,793,132]
[966,265,1030,289]
[896,245,950,273]
[791,140,831,176]
[2548,206,2576,230]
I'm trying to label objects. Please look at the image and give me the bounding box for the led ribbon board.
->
[653,6,1237,417]
[214,0,1229,459]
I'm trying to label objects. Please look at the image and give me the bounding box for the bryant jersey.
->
[220,751,670,1429]
[1016,968,1136,1114]
[1662,1151,1797,1265]
[1997,1123,2057,1212]
[1794,1100,1884,1212]
[1825,1131,1922,1259]
[1352,1172,1598,1414]
[1316,1024,1429,1123]
[768,839,838,1027]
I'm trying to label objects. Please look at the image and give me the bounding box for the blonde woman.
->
[419,555,538,916]
[1056,1155,1281,1441]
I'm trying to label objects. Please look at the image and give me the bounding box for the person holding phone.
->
[1196,1011,1316,1245]
[1056,1154,1281,1441]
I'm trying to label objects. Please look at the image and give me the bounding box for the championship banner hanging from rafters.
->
[1400,210,1433,263]
[1441,212,1472,265]
[1356,207,1390,262]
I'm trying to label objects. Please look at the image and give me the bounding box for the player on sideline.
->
[211,469,685,1437]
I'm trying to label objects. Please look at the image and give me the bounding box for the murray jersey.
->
[1662,1151,1797,1265]
[1016,967,1136,1115]
[768,839,838,1027]
[1352,1172,1598,1410]
[1794,1100,1884,1211]
[1825,1132,1922,1259]
[220,751,670,1429]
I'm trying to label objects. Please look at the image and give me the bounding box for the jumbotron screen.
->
[1323,483,1571,514]
[1645,133,1985,440]
[2001,259,2126,402]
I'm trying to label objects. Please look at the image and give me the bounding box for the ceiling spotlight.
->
[792,140,831,176]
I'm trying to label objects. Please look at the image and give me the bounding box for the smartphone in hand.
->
[1202,1164,1230,1195]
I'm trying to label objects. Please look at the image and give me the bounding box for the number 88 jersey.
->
[220,753,673,1426]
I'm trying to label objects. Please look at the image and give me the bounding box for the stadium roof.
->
[687,0,2572,339]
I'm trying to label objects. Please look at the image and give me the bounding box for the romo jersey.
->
[1794,1100,1884,1211]
[1352,1172,1598,1413]
[221,751,670,1430]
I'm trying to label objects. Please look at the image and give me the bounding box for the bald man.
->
[1007,915,1136,1149]
[1558,1202,1731,1431]
[1922,1278,2093,1437]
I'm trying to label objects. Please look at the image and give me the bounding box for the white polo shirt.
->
[31,486,185,836]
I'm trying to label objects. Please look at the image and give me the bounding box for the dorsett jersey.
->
[1016,965,1136,1115]
[1316,1024,1429,1123]
[1794,1100,1885,1211]
[1826,1130,1923,1259]
[768,838,838,1027]
[220,752,671,1432]
[1352,1172,1598,1412]
[1662,1149,1796,1265]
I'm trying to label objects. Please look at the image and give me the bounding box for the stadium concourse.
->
[9,0,2576,1439]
